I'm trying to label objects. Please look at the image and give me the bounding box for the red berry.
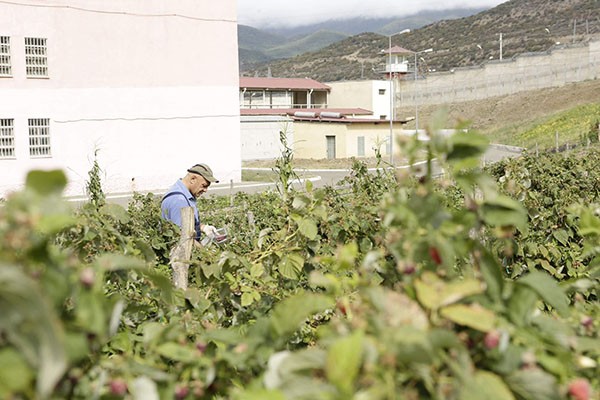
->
[109,379,128,396]
[568,378,591,400]
[483,330,500,349]
[79,267,95,288]
[195,341,207,353]
[580,316,593,328]
[175,385,189,400]
[429,247,442,265]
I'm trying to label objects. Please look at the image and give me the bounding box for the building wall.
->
[294,121,405,159]
[0,0,240,198]
[398,40,600,106]
[327,80,392,120]
[241,115,294,160]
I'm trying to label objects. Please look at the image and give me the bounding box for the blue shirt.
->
[161,179,201,239]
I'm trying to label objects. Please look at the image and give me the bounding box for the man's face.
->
[190,174,210,198]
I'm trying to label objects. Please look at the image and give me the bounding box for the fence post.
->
[555,131,559,152]
[247,211,256,233]
[170,207,194,290]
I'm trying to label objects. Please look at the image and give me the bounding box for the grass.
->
[486,104,600,150]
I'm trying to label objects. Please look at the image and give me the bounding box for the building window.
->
[0,119,15,158]
[28,118,51,157]
[357,136,365,156]
[243,90,264,108]
[0,36,11,77]
[25,37,48,78]
[379,88,386,95]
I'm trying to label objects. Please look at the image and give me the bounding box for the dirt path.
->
[397,80,600,133]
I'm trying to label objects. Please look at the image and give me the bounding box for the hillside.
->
[399,79,600,148]
[243,0,600,81]
[238,7,485,72]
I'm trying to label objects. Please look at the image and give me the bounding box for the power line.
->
[0,0,236,23]
[53,114,240,124]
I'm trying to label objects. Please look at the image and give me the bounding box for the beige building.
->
[293,117,408,159]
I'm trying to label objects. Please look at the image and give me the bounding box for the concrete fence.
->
[396,39,600,106]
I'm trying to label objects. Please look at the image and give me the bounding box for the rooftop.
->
[239,77,331,91]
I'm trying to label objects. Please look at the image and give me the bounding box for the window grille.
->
[25,37,48,77]
[0,36,11,77]
[0,119,15,158]
[28,118,51,157]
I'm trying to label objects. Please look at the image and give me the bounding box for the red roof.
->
[383,45,414,55]
[240,77,331,91]
[240,107,372,116]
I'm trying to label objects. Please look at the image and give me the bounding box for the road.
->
[77,144,521,207]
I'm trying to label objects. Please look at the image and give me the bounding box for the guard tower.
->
[382,46,413,79]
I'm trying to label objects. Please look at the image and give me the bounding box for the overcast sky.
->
[237,0,508,28]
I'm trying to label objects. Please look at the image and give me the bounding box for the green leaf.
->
[461,370,515,400]
[552,229,570,246]
[326,331,364,394]
[507,285,538,326]
[241,292,255,307]
[446,132,489,170]
[415,272,484,310]
[479,248,505,303]
[440,304,496,332]
[25,169,67,195]
[517,271,569,316]
[279,253,304,280]
[482,194,528,231]
[0,348,34,396]
[235,389,286,400]
[0,265,67,399]
[76,290,106,335]
[95,254,147,271]
[297,217,318,240]
[100,203,131,223]
[505,369,560,400]
[156,342,196,363]
[270,293,334,337]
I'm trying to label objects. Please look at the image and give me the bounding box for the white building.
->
[0,0,240,198]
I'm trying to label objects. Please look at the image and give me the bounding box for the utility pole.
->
[499,33,503,60]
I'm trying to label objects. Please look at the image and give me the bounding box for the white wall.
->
[241,116,294,160]
[0,0,240,198]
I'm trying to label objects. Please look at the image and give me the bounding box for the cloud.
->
[237,0,507,28]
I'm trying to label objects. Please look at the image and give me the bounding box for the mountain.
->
[262,8,487,37]
[265,30,348,59]
[241,0,600,82]
[238,7,486,72]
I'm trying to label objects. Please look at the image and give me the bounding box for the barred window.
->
[0,36,11,77]
[29,118,51,157]
[0,119,15,158]
[25,37,48,78]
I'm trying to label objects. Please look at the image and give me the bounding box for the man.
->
[161,163,219,241]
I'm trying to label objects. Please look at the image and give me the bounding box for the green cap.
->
[187,163,219,183]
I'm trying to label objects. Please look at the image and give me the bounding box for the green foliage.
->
[508,104,600,150]
[1,130,599,399]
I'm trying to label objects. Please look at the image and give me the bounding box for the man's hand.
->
[201,224,218,238]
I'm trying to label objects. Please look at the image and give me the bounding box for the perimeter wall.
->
[396,39,600,106]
